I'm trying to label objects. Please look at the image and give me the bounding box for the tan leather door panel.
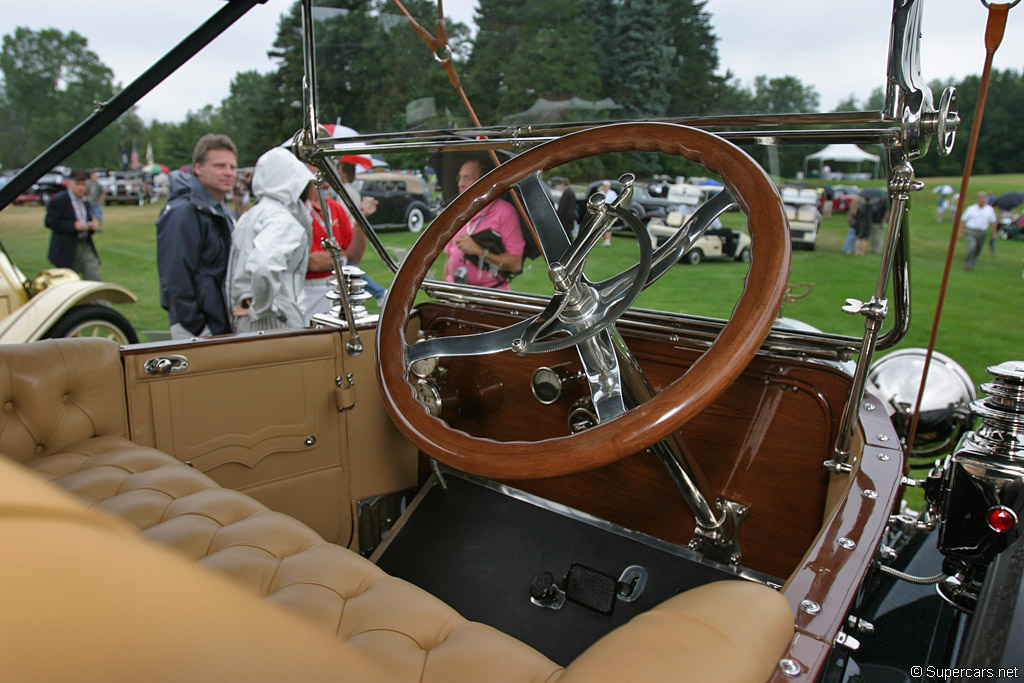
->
[122,329,352,544]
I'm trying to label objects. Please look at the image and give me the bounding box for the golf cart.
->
[647,208,751,264]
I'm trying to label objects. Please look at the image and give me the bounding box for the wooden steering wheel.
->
[376,123,790,480]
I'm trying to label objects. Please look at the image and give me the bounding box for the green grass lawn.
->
[2,175,1020,388]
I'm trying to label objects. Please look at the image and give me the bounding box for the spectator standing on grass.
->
[841,197,859,254]
[555,177,577,239]
[337,161,386,305]
[303,177,366,319]
[156,133,238,339]
[600,180,618,247]
[227,148,314,332]
[961,191,997,271]
[821,185,834,219]
[87,170,106,228]
[870,197,889,255]
[853,196,874,256]
[443,158,525,289]
[44,169,102,281]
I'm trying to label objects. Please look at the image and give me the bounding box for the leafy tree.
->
[269,0,470,138]
[220,70,289,166]
[466,0,534,122]
[750,75,820,114]
[914,69,1024,177]
[0,26,137,170]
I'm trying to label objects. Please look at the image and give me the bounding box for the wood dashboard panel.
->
[415,303,856,578]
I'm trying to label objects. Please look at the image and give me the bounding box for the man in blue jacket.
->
[44,169,101,280]
[156,134,238,338]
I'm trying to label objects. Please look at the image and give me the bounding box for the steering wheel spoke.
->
[645,190,737,285]
[513,172,572,265]
[408,318,534,363]
[577,330,628,422]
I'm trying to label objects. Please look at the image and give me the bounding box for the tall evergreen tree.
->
[467,0,601,124]
[615,0,676,117]
[665,0,726,116]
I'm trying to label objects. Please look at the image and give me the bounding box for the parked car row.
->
[100,170,154,205]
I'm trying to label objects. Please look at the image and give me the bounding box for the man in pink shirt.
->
[443,159,525,289]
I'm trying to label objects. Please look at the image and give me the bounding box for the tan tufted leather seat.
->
[0,339,794,682]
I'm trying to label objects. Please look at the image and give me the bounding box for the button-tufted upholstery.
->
[0,338,795,682]
[0,338,129,463]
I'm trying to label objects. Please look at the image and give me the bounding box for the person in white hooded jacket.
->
[227,147,315,332]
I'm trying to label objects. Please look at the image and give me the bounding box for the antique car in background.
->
[819,183,861,213]
[1,1,1021,682]
[103,170,153,205]
[0,240,138,344]
[354,170,436,232]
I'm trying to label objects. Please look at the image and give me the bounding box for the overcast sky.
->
[3,1,1021,127]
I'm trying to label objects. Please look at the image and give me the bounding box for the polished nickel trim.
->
[420,280,862,363]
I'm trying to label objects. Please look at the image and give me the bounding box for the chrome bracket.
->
[841,296,889,322]
[689,498,749,565]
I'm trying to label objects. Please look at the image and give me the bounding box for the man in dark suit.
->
[44,169,102,280]
[555,177,577,239]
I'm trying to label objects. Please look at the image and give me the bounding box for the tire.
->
[736,247,751,263]
[43,304,139,345]
[683,249,703,265]
[406,205,428,233]
[999,227,1009,240]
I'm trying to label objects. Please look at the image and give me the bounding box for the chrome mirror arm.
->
[886,0,959,158]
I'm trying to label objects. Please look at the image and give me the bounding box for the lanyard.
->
[71,195,87,223]
[466,204,494,235]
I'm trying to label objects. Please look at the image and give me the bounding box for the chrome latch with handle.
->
[143,355,189,376]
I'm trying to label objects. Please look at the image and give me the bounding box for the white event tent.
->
[802,144,881,179]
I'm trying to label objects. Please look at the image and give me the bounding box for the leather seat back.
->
[0,339,128,463]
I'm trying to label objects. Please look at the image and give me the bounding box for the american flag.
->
[130,142,140,170]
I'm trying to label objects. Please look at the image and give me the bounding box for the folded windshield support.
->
[832,0,959,464]
[0,0,267,210]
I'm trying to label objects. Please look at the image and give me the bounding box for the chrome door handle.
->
[143,355,189,376]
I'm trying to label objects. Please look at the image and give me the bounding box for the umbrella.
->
[339,154,373,170]
[931,184,955,195]
[142,163,169,175]
[992,191,1024,211]
[280,123,358,148]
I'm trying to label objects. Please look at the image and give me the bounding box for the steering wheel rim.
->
[376,122,790,480]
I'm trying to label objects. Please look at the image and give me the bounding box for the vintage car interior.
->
[2,1,1021,682]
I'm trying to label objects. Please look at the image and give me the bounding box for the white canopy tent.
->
[803,144,881,179]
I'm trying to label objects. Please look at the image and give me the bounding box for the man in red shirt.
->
[303,184,365,318]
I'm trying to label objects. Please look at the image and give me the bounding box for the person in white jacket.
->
[227,147,315,332]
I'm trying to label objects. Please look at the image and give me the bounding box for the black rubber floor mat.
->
[373,473,747,665]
